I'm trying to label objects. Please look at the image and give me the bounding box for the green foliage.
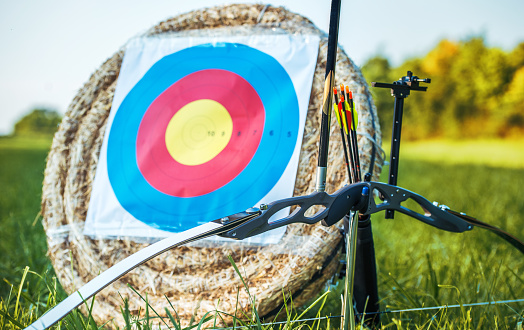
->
[499,67,524,136]
[361,56,394,137]
[361,38,524,140]
[13,108,62,136]
[508,42,524,71]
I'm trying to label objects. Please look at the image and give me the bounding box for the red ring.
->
[136,69,264,197]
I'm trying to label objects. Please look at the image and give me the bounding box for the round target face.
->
[107,43,299,231]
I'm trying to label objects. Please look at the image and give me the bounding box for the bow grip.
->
[322,183,369,227]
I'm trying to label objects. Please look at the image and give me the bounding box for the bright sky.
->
[1,0,523,135]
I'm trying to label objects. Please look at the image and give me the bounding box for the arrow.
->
[346,87,358,130]
[345,88,361,181]
[333,87,352,182]
[338,92,357,184]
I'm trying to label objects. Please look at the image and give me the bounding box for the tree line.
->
[361,37,524,140]
[11,37,524,141]
[12,108,62,136]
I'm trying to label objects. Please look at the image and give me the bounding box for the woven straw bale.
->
[41,3,383,328]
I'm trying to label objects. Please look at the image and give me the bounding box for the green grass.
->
[0,135,54,151]
[0,135,71,328]
[0,137,523,329]
[371,160,524,328]
[0,136,55,299]
[393,138,524,168]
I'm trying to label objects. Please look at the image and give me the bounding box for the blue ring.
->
[108,43,300,232]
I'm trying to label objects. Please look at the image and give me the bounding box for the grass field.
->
[393,139,524,169]
[371,160,524,328]
[0,135,523,329]
[0,136,55,297]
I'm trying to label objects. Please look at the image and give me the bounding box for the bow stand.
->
[372,71,431,219]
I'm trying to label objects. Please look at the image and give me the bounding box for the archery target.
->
[85,35,320,240]
[133,69,265,198]
[164,99,233,166]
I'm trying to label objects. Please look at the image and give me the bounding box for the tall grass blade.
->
[226,255,262,330]
[386,273,421,309]
[14,266,29,317]
[0,308,25,329]
[119,292,132,330]
[164,294,183,330]
[425,254,439,304]
[296,290,330,322]
[165,308,180,330]
[128,285,170,329]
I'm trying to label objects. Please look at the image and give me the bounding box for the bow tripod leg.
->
[353,215,380,327]
[340,212,380,329]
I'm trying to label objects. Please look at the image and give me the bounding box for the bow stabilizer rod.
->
[316,0,342,192]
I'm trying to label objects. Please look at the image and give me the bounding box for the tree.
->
[508,42,524,71]
[14,108,62,136]
[498,66,524,136]
[365,37,521,140]
[361,56,394,138]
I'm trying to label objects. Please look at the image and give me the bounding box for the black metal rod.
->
[385,96,405,219]
[316,0,341,192]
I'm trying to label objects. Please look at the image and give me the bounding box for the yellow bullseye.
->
[165,99,233,166]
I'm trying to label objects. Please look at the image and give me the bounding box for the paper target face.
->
[107,43,300,232]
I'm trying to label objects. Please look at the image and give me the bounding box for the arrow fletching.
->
[347,89,358,130]
[339,94,349,134]
[333,88,343,128]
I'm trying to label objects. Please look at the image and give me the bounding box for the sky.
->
[1,0,523,135]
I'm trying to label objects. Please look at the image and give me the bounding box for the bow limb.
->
[446,210,524,254]
[364,182,524,254]
[364,182,473,233]
[24,216,258,330]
